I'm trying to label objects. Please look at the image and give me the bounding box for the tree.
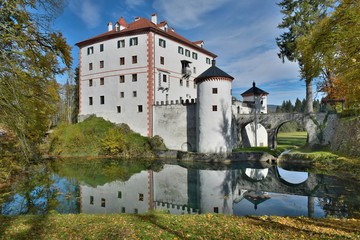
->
[0,0,72,161]
[276,0,334,113]
[73,67,79,123]
[298,0,360,109]
[294,98,302,112]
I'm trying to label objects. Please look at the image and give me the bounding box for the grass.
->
[233,131,308,157]
[45,116,165,158]
[0,212,359,240]
[277,131,307,149]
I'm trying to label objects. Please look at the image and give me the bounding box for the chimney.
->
[107,22,113,31]
[134,16,140,21]
[151,13,157,24]
[212,59,216,67]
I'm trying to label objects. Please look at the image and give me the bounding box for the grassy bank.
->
[45,116,165,158]
[0,212,359,240]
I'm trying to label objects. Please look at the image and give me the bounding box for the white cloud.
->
[224,48,300,88]
[68,0,101,29]
[153,0,232,29]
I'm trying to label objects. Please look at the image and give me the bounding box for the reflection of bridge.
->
[235,113,339,148]
[238,166,343,197]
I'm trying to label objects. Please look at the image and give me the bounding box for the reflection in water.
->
[2,160,360,218]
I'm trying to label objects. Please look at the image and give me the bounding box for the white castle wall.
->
[197,78,233,153]
[153,103,197,151]
[79,33,149,135]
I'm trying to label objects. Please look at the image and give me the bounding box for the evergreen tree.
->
[294,98,302,112]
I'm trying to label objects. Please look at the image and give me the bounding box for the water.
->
[2,158,360,218]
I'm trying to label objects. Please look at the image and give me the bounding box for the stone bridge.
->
[234,113,339,149]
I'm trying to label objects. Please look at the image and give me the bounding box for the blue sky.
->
[53,0,310,105]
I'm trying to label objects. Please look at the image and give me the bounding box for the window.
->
[120,92,124,98]
[89,97,93,105]
[119,75,125,83]
[212,88,218,94]
[100,95,105,105]
[212,105,218,111]
[180,79,183,86]
[193,67,196,74]
[178,46,184,54]
[90,196,94,205]
[89,79,93,87]
[159,38,166,48]
[185,49,190,57]
[162,74,167,83]
[132,55,138,64]
[100,60,104,68]
[89,63,93,70]
[121,207,126,213]
[134,208,138,214]
[206,57,211,64]
[87,46,94,55]
[138,193,144,201]
[117,39,125,48]
[214,207,219,213]
[192,52,198,59]
[100,44,104,52]
[120,57,125,65]
[117,106,121,113]
[118,191,122,198]
[101,198,105,207]
[138,105,143,112]
[100,78,104,85]
[132,74,137,82]
[133,91,137,97]
[130,37,138,46]
[160,56,164,65]
[186,80,189,87]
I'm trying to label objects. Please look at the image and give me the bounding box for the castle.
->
[76,14,269,153]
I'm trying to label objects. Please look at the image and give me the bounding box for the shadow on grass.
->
[134,212,184,239]
[246,215,359,238]
[0,214,49,240]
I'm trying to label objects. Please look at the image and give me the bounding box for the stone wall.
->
[153,103,197,151]
[330,118,360,157]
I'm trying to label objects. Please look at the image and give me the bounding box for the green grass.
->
[46,116,165,158]
[233,132,308,157]
[277,131,307,149]
[0,212,359,240]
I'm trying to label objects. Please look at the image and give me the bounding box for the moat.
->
[2,158,360,218]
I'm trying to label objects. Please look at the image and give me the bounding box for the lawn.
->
[0,212,359,240]
[277,131,307,149]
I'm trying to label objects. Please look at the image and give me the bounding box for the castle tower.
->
[195,60,234,153]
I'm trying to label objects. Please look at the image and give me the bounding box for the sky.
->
[53,0,312,105]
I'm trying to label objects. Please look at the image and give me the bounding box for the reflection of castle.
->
[80,164,273,215]
[76,14,269,153]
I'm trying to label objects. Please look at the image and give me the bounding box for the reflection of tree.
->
[51,158,153,187]
[2,164,58,215]
[318,197,348,218]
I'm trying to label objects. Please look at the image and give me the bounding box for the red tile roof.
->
[76,17,217,58]
[117,17,127,27]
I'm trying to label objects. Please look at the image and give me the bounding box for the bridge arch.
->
[235,113,338,149]
[270,120,308,149]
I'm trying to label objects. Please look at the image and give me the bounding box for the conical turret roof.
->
[241,82,268,97]
[195,60,234,83]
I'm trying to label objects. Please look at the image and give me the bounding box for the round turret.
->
[195,60,234,154]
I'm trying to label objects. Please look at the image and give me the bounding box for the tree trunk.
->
[306,78,313,113]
